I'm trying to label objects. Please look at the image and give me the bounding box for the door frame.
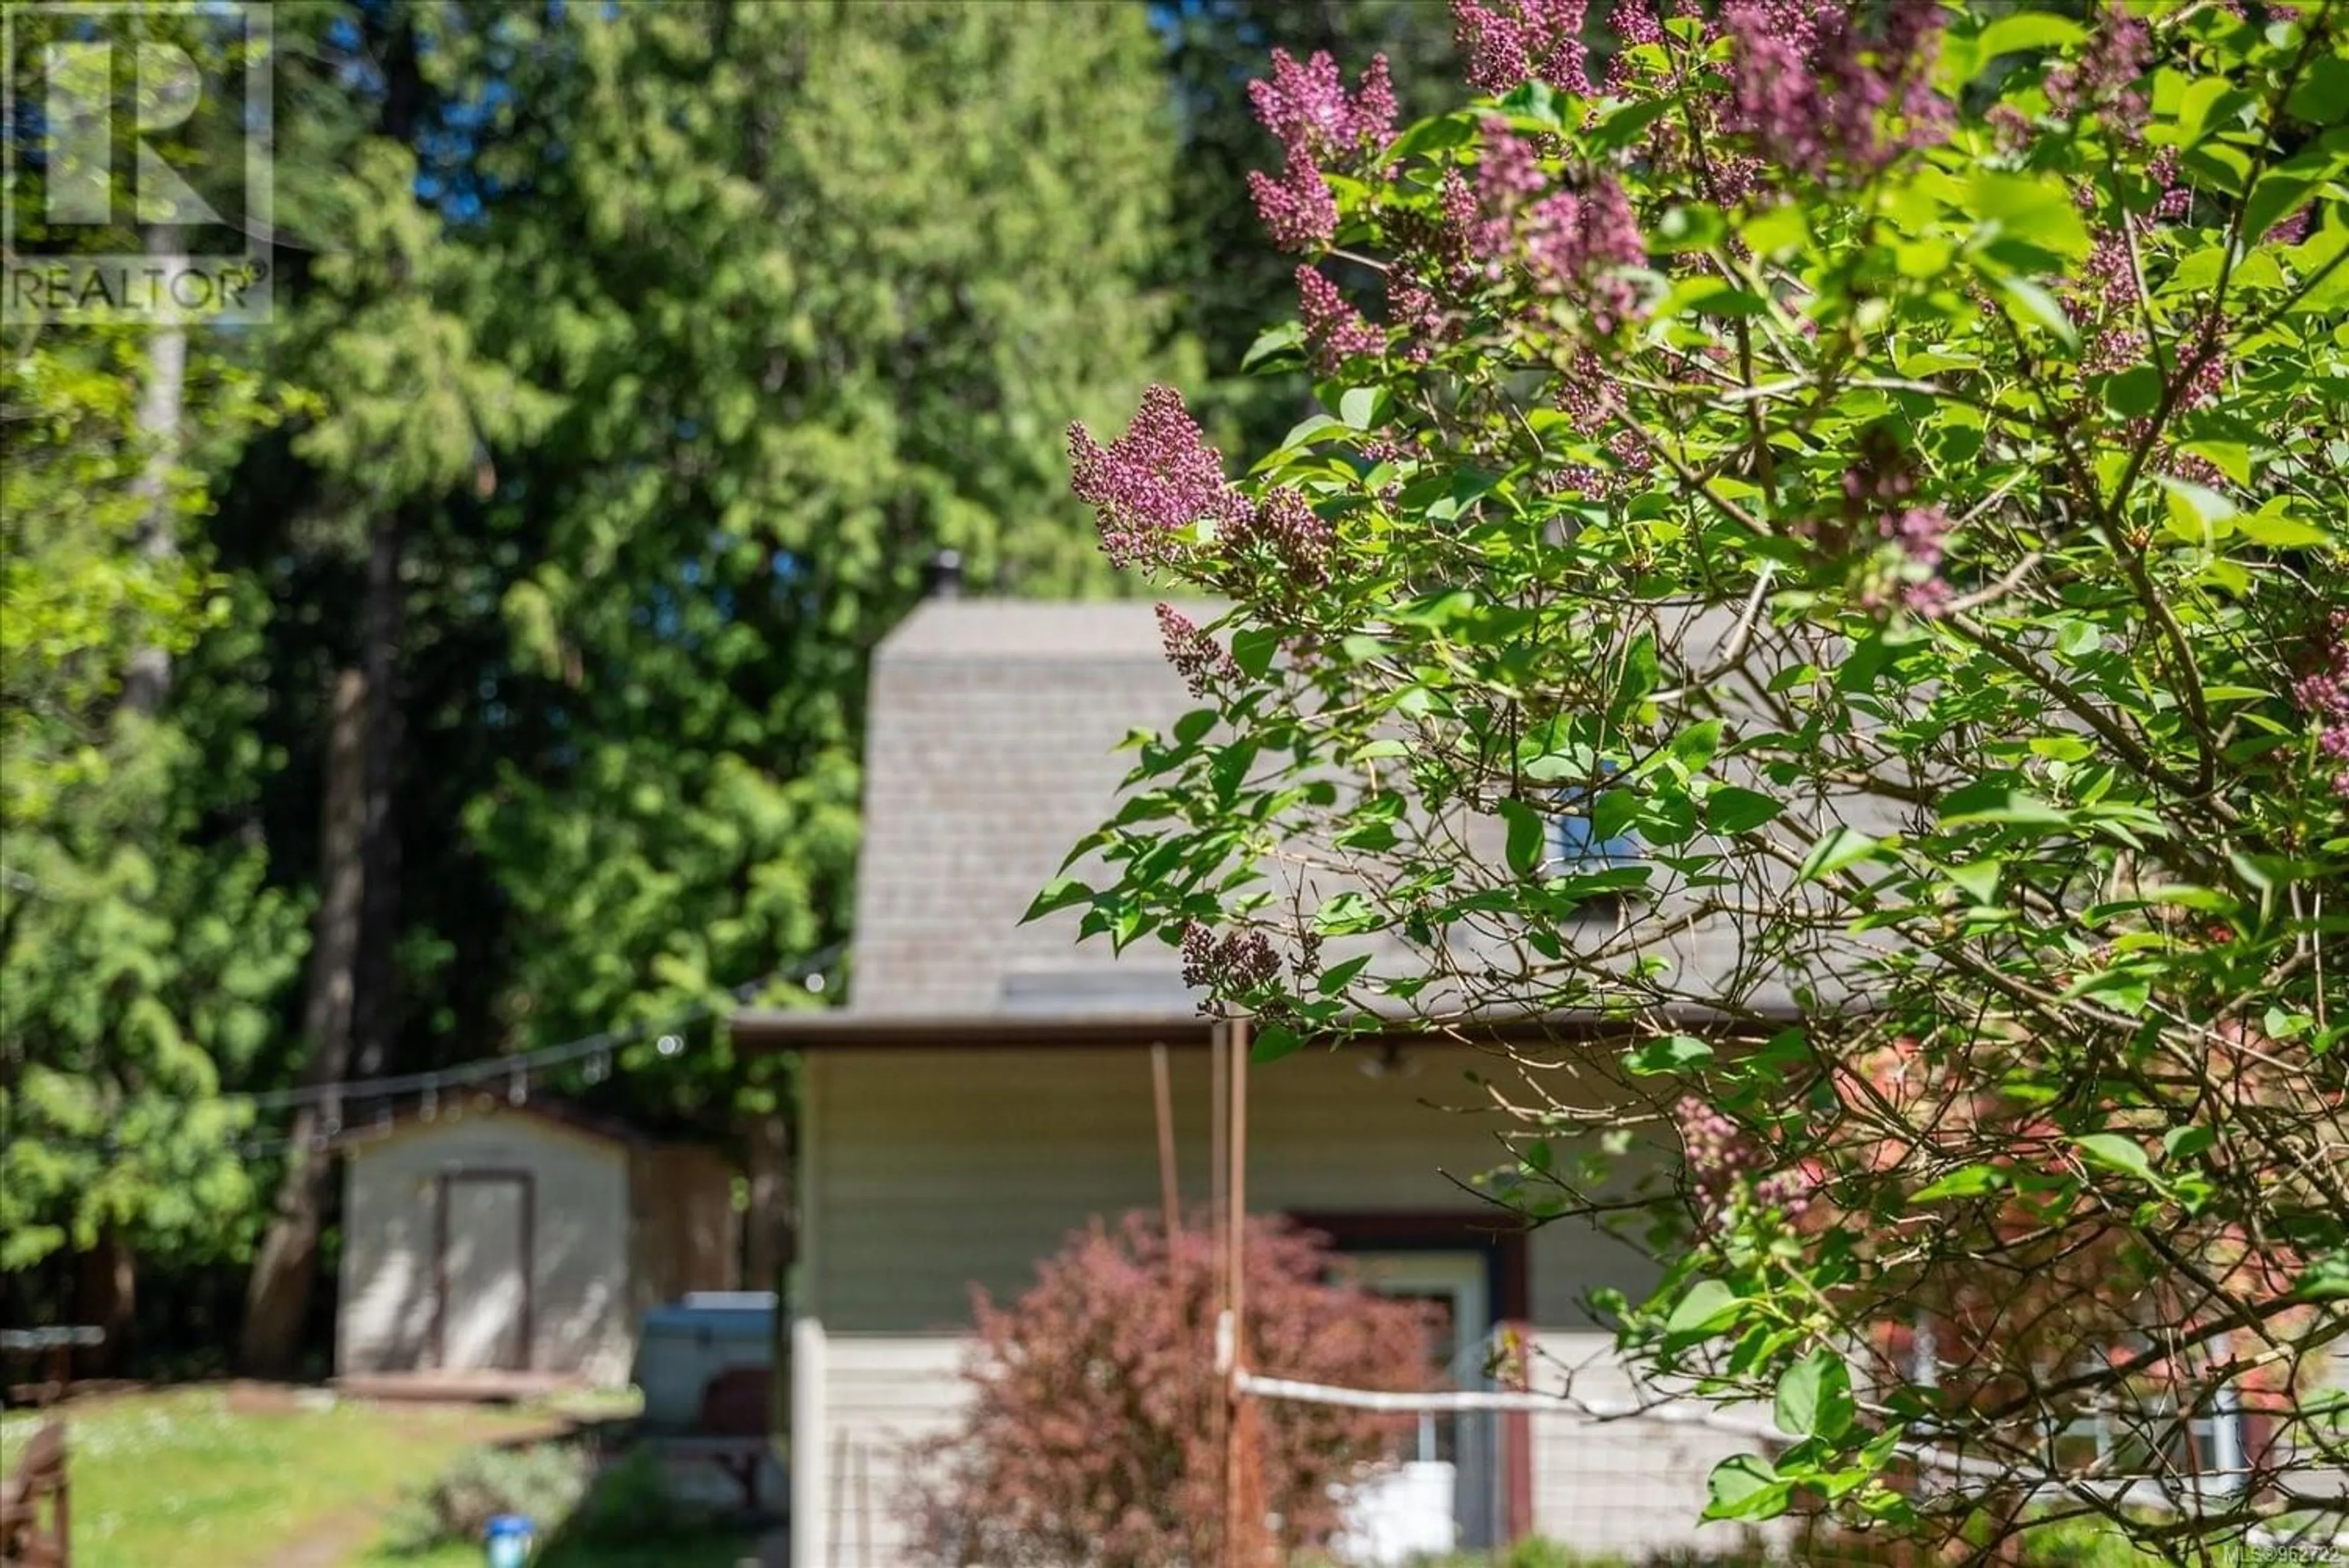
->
[1287,1210,1529,1322]
[1289,1211,1533,1542]
[433,1168,536,1373]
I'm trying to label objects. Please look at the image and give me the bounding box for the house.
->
[335,1097,740,1390]
[733,595,1799,1564]
[737,589,2336,1565]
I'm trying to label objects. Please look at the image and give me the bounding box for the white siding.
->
[796,1330,1770,1567]
[1521,1329,1781,1558]
[805,1046,1660,1332]
[809,1334,971,1568]
[337,1108,634,1385]
[802,1046,1744,1562]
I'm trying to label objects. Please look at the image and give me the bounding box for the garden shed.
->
[334,1098,740,1389]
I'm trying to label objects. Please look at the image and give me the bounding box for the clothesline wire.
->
[232,940,846,1112]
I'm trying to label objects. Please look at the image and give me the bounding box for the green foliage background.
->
[2,0,1459,1337]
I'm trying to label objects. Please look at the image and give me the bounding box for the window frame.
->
[1901,1318,2249,1493]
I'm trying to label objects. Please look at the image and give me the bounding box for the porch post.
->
[790,1316,827,1568]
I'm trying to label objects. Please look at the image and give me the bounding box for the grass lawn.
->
[0,1386,554,1568]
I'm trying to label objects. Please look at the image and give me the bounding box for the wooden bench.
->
[0,1421,70,1567]
[0,1329,103,1410]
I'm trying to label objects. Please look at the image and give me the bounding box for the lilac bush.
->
[1042,0,2349,1557]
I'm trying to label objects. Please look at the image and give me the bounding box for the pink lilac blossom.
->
[1723,3,1817,166]
[2148,147,2191,221]
[1521,174,1647,329]
[1545,440,1650,500]
[1388,277,1445,363]
[1606,0,1664,93]
[1252,487,1333,585]
[1606,428,1652,481]
[1883,504,1954,617]
[1987,103,2034,155]
[1296,266,1384,373]
[1611,3,1770,207]
[2079,228,2149,377]
[1557,355,1616,432]
[1814,7,1907,167]
[2293,612,2349,800]
[2271,207,2312,245]
[1068,386,1252,573]
[1429,169,1486,292]
[2046,2,2152,135]
[1249,141,1341,253]
[1674,1096,1817,1223]
[1249,49,1397,166]
[1156,603,1241,699]
[1364,438,1414,505]
[1721,0,1948,180]
[1440,168,1481,248]
[1246,50,1395,253]
[2161,450,2227,490]
[2085,228,2137,310]
[1839,437,1953,618]
[1543,362,1640,497]
[1469,123,1548,267]
[1463,125,1650,327]
[1842,433,1917,509]
[1180,922,1282,1004]
[2173,311,2230,414]
[1698,147,1770,209]
[1453,0,1590,96]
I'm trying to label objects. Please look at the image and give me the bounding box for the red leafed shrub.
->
[911,1210,1438,1567]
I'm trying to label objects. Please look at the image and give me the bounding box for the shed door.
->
[439,1173,532,1372]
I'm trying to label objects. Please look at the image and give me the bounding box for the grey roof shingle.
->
[848,600,1206,1017]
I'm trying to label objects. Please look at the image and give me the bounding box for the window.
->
[1903,1320,2246,1492]
[2054,1361,2244,1490]
[1546,808,1643,874]
[1545,772,1645,912]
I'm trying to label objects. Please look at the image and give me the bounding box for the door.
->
[1349,1250,1496,1551]
[437,1172,532,1372]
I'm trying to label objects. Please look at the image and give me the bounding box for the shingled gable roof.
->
[733,596,1850,1053]
[821,598,1213,1021]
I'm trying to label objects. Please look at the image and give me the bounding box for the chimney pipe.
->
[922,548,964,600]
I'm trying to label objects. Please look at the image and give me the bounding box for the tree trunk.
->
[240,513,404,1375]
[743,1108,793,1293]
[121,238,186,719]
[237,667,368,1376]
[73,1228,136,1378]
[87,237,188,1371]
[744,1102,795,1454]
[351,516,404,1082]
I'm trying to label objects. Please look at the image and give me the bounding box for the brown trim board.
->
[730,1006,1791,1055]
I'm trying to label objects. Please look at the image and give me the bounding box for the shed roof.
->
[333,1094,662,1157]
